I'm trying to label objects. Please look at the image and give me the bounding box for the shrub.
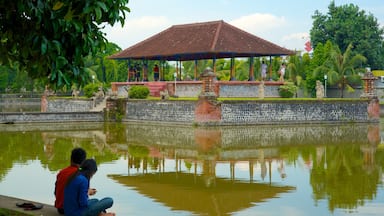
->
[128,85,150,99]
[278,82,298,98]
[83,83,100,98]
[347,74,363,86]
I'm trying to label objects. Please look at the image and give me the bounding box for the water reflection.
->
[110,173,294,216]
[0,122,383,215]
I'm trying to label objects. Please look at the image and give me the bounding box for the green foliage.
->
[310,1,384,68]
[287,54,310,85]
[0,66,10,92]
[278,82,298,98]
[0,0,130,89]
[347,74,363,86]
[313,43,366,98]
[128,145,149,157]
[105,98,126,122]
[0,208,30,216]
[128,85,150,99]
[83,83,100,98]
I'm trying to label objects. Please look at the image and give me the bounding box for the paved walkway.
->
[0,195,59,216]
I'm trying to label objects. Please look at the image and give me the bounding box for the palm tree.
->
[314,43,366,98]
[287,53,311,88]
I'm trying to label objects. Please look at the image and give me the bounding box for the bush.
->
[347,74,363,86]
[278,82,298,98]
[83,83,100,98]
[128,85,150,99]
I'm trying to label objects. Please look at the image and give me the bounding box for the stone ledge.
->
[0,195,59,216]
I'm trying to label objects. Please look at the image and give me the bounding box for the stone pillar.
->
[195,67,221,124]
[258,81,265,99]
[361,68,377,99]
[104,97,127,122]
[361,68,380,121]
[367,97,380,120]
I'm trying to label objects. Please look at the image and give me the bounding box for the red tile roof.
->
[109,20,295,61]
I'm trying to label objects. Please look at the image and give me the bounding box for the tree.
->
[310,1,384,69]
[314,43,366,98]
[305,41,334,97]
[0,0,130,89]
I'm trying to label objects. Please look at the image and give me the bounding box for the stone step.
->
[145,82,167,97]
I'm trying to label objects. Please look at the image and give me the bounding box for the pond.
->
[0,121,383,216]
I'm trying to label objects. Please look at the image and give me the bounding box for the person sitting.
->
[54,148,87,214]
[64,159,115,216]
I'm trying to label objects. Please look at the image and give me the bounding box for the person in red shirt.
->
[153,64,159,81]
[54,148,87,214]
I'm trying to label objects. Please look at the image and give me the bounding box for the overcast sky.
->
[102,0,384,52]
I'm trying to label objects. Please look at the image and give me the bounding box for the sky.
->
[102,0,384,52]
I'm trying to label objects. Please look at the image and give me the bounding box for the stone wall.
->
[218,81,281,97]
[169,82,201,97]
[121,123,378,160]
[1,96,379,125]
[123,123,376,149]
[46,98,94,112]
[0,98,41,112]
[124,99,378,125]
[0,112,103,123]
[220,100,373,124]
[112,81,282,98]
[125,100,195,123]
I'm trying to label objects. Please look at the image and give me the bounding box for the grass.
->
[0,208,31,216]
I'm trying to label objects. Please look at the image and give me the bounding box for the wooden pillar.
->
[159,60,162,81]
[269,56,272,81]
[142,60,148,81]
[249,160,254,183]
[160,60,165,81]
[230,58,236,81]
[212,58,216,73]
[179,60,182,80]
[230,161,235,181]
[268,160,272,185]
[194,59,198,80]
[248,57,255,81]
[127,60,131,82]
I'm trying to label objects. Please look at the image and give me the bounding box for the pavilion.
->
[109,20,295,81]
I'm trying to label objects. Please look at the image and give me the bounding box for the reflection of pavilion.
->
[126,144,283,182]
[118,135,295,216]
[109,172,294,216]
[119,127,296,215]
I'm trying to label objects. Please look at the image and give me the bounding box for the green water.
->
[0,122,383,215]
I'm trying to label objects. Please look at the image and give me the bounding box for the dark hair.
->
[79,159,98,180]
[71,148,86,165]
[66,159,98,187]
